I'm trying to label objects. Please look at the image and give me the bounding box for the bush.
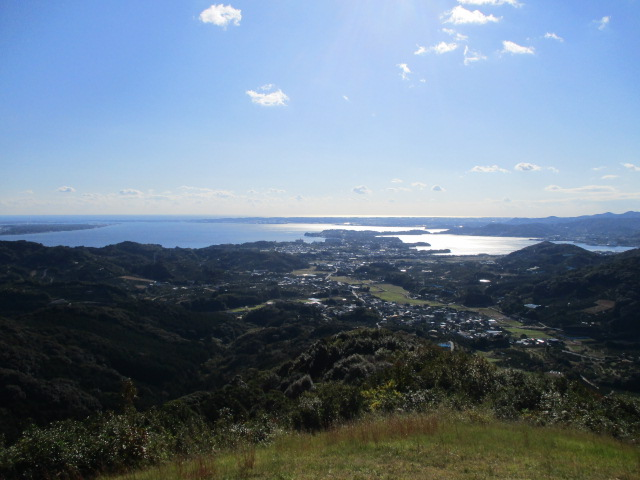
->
[0,407,217,479]
[290,383,363,431]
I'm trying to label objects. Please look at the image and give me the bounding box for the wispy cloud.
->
[391,178,403,183]
[596,16,611,31]
[544,32,564,42]
[501,40,535,55]
[415,42,459,55]
[352,185,372,195]
[470,165,509,173]
[412,182,427,190]
[623,162,640,172]
[601,175,618,180]
[442,6,501,25]
[540,184,640,204]
[179,186,235,198]
[545,184,616,194]
[199,4,242,28]
[397,63,411,80]
[464,46,487,65]
[515,162,541,171]
[458,0,522,6]
[246,85,289,106]
[57,186,76,193]
[442,28,468,42]
[119,189,144,197]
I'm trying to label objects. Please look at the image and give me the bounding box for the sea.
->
[0,215,634,256]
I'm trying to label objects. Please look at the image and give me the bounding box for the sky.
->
[1,0,639,218]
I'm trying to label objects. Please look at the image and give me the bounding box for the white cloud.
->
[415,42,459,55]
[458,0,522,6]
[246,85,289,106]
[267,188,286,194]
[596,16,610,31]
[464,46,487,65]
[352,185,372,195]
[412,182,427,190]
[391,178,403,183]
[211,190,235,199]
[602,175,618,180]
[414,46,428,55]
[502,40,535,55]
[442,6,501,25]
[515,162,541,171]
[199,4,242,28]
[442,28,468,41]
[342,95,350,102]
[397,63,411,80]
[57,186,76,193]
[470,165,509,173]
[545,184,616,194]
[179,186,235,198]
[623,163,640,172]
[80,193,101,200]
[544,32,564,42]
[431,185,445,192]
[387,187,411,193]
[547,167,560,174]
[119,189,144,197]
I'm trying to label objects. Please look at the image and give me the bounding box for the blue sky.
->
[1,0,639,217]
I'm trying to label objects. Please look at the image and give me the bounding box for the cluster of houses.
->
[142,238,561,349]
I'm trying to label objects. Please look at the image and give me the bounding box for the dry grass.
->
[582,299,616,314]
[103,411,640,480]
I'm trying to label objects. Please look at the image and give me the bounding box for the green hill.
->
[495,244,640,341]
[103,412,639,480]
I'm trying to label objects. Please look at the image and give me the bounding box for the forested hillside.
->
[1,239,639,479]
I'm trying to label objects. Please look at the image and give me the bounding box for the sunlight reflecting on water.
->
[390,233,540,255]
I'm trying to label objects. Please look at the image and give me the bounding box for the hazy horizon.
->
[2,1,639,217]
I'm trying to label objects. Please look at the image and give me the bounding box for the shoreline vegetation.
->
[0,224,108,235]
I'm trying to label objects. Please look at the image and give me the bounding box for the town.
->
[114,230,638,393]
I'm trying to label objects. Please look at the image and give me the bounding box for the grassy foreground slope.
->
[106,412,639,480]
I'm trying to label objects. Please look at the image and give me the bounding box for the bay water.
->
[0,216,633,255]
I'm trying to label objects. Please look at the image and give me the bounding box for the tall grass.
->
[104,410,640,480]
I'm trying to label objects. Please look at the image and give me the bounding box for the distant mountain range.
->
[199,212,640,246]
[445,211,640,246]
